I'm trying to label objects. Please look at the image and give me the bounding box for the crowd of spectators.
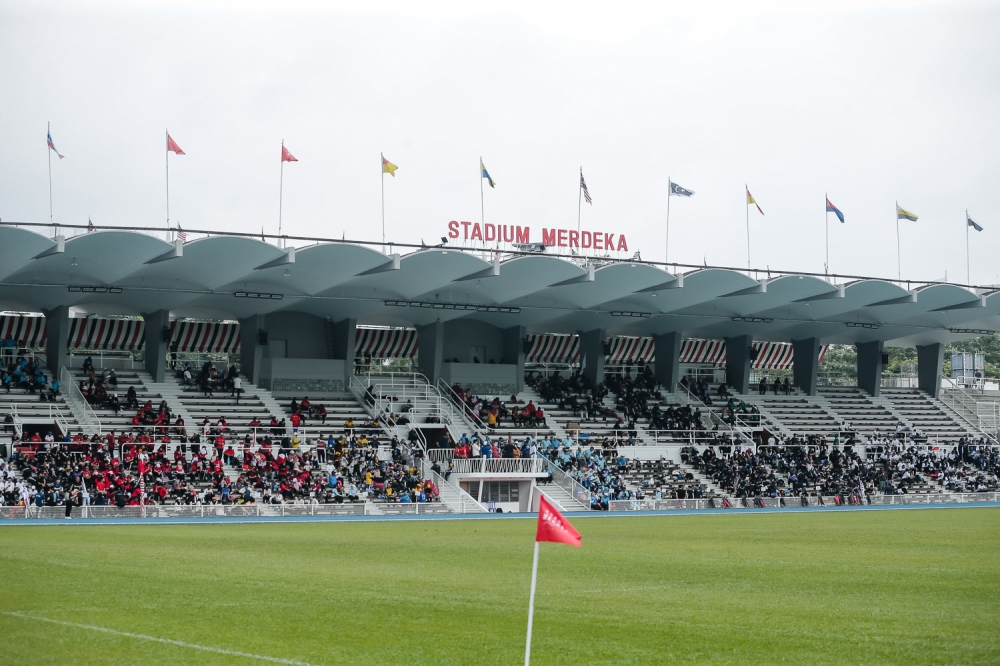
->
[447,384,547,430]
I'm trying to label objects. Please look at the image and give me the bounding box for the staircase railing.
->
[436,378,488,436]
[535,453,590,509]
[417,457,487,513]
[939,385,1000,443]
[61,367,101,435]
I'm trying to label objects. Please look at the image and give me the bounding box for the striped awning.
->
[356,328,418,358]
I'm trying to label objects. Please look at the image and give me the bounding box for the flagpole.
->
[279,140,285,245]
[48,122,54,236]
[665,178,672,263]
[745,184,751,270]
[381,153,386,251]
[966,209,970,285]
[577,167,582,234]
[524,540,540,666]
[480,157,485,251]
[825,192,829,274]
[165,129,170,233]
[895,201,901,282]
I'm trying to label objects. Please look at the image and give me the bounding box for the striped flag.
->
[747,188,764,215]
[87,218,96,233]
[47,128,65,159]
[580,170,592,205]
[177,225,187,242]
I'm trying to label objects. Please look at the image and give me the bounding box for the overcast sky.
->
[1,0,998,284]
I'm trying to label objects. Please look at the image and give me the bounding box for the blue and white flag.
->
[669,181,694,197]
[967,212,983,232]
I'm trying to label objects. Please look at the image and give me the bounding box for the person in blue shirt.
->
[399,492,411,503]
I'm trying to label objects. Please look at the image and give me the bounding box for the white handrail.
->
[62,366,101,435]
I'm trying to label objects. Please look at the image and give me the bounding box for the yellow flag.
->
[381,154,398,177]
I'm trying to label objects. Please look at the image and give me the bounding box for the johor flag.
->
[536,494,581,547]
[826,197,845,223]
[281,144,298,162]
[166,134,185,155]
[47,130,64,159]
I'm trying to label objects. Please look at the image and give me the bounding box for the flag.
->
[166,134,185,155]
[747,188,764,215]
[669,181,694,197]
[826,198,845,223]
[382,154,398,176]
[580,170,592,205]
[481,160,495,188]
[47,129,65,159]
[281,145,298,162]
[896,204,917,222]
[177,225,187,242]
[536,494,581,547]
[87,218,96,233]
[967,212,983,232]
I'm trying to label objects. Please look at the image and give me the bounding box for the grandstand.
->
[1,223,999,518]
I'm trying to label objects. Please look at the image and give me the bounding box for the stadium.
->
[3,2,1000,664]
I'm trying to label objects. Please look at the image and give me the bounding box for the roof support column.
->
[141,309,170,384]
[917,343,944,399]
[238,315,265,386]
[653,332,681,393]
[416,320,444,385]
[330,318,357,388]
[41,306,69,377]
[792,338,820,396]
[724,335,753,395]
[502,325,526,393]
[857,340,884,397]
[577,329,606,388]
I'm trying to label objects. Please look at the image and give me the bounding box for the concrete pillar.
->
[41,306,69,376]
[577,329,606,387]
[416,320,444,384]
[330,318,357,387]
[857,340,884,397]
[653,332,681,392]
[238,315,266,386]
[792,338,821,396]
[502,325,526,393]
[141,310,170,383]
[724,335,753,395]
[917,343,944,399]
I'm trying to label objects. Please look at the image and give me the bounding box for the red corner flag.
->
[536,494,581,547]
[166,134,185,155]
[281,145,298,162]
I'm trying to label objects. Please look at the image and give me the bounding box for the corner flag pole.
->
[524,540,540,666]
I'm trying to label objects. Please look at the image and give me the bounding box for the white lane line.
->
[1,611,317,665]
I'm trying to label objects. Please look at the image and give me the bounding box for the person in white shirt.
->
[231,375,242,403]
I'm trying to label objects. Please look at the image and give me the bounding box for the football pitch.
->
[1,508,998,665]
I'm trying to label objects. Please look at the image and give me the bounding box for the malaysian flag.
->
[177,225,187,242]
[87,217,96,233]
[580,170,592,205]
[47,126,65,159]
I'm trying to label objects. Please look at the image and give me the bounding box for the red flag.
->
[166,134,185,155]
[281,145,298,162]
[536,494,581,547]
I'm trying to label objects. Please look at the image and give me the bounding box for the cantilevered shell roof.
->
[2,226,998,347]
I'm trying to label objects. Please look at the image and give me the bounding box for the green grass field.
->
[1,509,999,665]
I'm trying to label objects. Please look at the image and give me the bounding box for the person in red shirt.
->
[290,412,301,432]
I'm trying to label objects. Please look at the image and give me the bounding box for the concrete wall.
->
[440,362,518,396]
[264,312,328,359]
[857,340,884,397]
[442,320,506,363]
[917,343,944,398]
[141,309,169,383]
[41,306,69,375]
[258,358,346,395]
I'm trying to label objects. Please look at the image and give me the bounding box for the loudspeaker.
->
[258,330,269,345]
[881,351,889,366]
[522,338,533,354]
[161,326,172,342]
[602,341,611,356]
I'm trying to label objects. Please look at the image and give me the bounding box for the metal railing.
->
[67,351,140,370]
[61,367,101,435]
[0,502,458,520]
[449,457,544,475]
[436,378,489,434]
[536,455,591,509]
[607,491,1000,512]
[417,457,486,513]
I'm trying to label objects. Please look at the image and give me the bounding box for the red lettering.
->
[471,223,483,241]
[569,230,579,248]
[594,233,603,250]
[461,221,471,239]
[581,231,591,248]
[542,228,556,246]
[604,233,614,249]
[516,226,530,244]
[448,221,459,239]
[617,235,628,252]
[502,225,514,243]
[485,224,496,242]
[557,229,567,247]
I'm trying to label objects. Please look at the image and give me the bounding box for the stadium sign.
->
[447,220,628,252]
